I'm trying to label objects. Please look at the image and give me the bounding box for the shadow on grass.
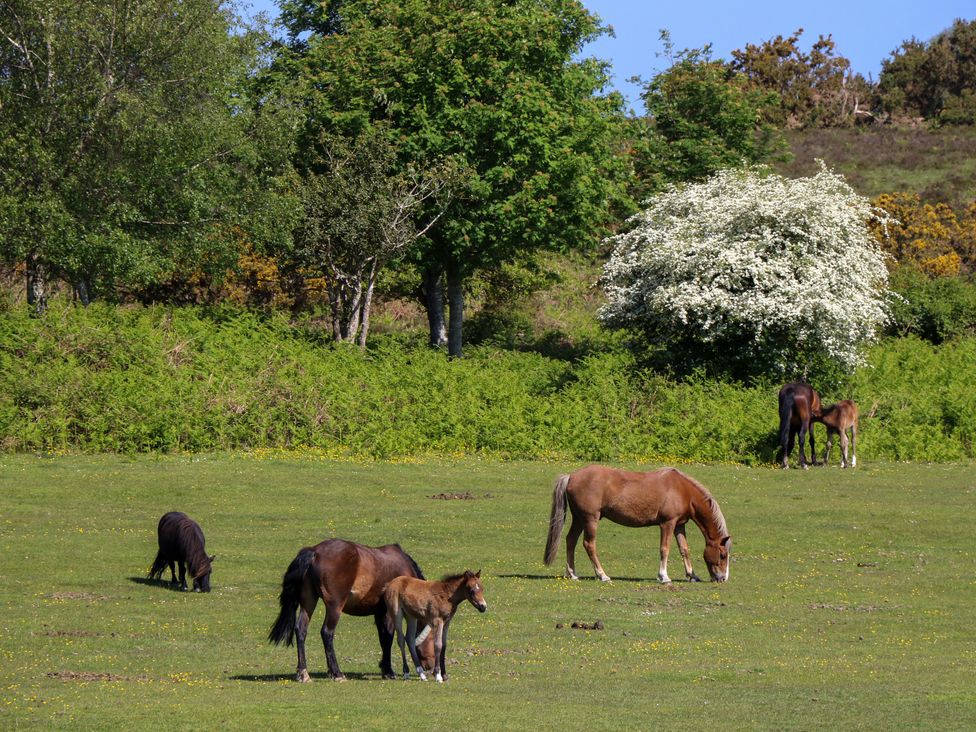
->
[495,573,697,584]
[127,576,185,592]
[230,671,388,682]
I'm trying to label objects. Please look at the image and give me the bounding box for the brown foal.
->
[814,400,858,468]
[384,570,487,682]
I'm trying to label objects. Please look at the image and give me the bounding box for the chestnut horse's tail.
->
[544,474,571,566]
[268,547,315,647]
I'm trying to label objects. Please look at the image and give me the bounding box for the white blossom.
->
[600,165,891,374]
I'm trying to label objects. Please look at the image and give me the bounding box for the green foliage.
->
[887,267,976,342]
[879,19,976,124]
[1,303,975,462]
[0,0,298,304]
[634,34,788,190]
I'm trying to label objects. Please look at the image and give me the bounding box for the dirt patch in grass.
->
[429,491,494,500]
[47,671,128,682]
[41,629,104,638]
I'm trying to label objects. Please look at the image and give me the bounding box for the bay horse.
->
[268,538,436,681]
[778,382,821,469]
[148,512,214,592]
[543,465,731,584]
[385,570,487,683]
[814,400,858,468]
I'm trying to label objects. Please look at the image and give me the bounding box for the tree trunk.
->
[446,261,464,358]
[73,279,91,306]
[26,251,48,317]
[356,260,379,348]
[423,265,447,349]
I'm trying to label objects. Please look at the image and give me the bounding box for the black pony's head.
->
[193,555,216,592]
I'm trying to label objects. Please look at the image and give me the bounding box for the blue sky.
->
[243,0,974,111]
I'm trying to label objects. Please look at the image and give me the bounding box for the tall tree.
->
[276,0,632,356]
[0,0,292,313]
[633,33,788,193]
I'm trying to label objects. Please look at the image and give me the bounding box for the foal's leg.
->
[582,516,611,582]
[405,616,426,680]
[840,429,850,469]
[823,428,835,466]
[438,617,452,682]
[674,524,701,581]
[850,424,857,468]
[564,518,583,580]
[432,619,446,683]
[658,519,677,583]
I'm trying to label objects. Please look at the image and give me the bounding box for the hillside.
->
[776,126,976,210]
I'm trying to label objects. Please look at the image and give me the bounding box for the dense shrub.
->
[887,267,976,342]
[1,303,973,462]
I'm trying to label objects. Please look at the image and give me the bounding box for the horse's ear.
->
[721,536,731,548]
[475,569,481,578]
[210,554,217,563]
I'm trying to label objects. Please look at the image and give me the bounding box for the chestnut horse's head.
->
[462,570,487,612]
[703,536,732,582]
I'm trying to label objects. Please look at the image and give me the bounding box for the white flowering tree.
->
[600,166,892,379]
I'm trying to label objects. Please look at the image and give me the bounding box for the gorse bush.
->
[2,303,974,462]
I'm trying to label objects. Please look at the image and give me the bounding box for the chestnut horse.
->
[385,570,487,683]
[543,465,731,584]
[778,382,822,469]
[268,539,435,681]
[148,512,214,592]
[814,400,858,468]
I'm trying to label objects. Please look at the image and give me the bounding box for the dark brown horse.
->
[268,539,435,681]
[544,465,731,584]
[778,382,822,469]
[385,570,487,683]
[148,512,214,592]
[814,400,858,468]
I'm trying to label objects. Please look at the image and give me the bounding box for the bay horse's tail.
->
[268,547,315,647]
[778,391,795,455]
[544,474,571,566]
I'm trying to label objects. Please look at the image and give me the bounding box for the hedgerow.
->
[1,303,972,462]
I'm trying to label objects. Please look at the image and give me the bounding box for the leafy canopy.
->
[600,166,892,380]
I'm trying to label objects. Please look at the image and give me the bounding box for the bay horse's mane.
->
[393,544,426,581]
[675,469,728,537]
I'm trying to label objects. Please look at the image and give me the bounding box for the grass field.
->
[1,454,974,730]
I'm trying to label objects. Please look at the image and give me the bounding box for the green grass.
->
[1,455,974,730]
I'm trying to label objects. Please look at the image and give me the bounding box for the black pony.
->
[148,512,215,592]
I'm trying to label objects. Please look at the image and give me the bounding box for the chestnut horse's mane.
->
[677,470,728,537]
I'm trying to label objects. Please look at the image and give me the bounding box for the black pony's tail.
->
[148,550,168,580]
[268,547,315,646]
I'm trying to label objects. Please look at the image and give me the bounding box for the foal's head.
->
[461,570,487,612]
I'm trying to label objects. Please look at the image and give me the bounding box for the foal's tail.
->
[268,547,315,647]
[543,474,571,566]
[148,550,168,580]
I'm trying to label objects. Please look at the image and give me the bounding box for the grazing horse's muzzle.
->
[475,602,487,613]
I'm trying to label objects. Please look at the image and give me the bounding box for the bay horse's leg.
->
[658,519,677,583]
[373,607,396,679]
[582,517,610,582]
[674,524,701,581]
[564,518,583,580]
[390,608,410,679]
[785,427,797,469]
[295,601,314,683]
[807,417,818,467]
[320,601,346,680]
[797,421,810,469]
